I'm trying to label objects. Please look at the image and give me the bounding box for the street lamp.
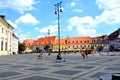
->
[54,1,63,60]
[48,29,50,56]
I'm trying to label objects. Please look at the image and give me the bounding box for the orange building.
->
[52,36,94,53]
[23,35,109,53]
[28,36,56,53]
[23,39,35,53]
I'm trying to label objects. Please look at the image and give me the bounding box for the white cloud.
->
[7,20,18,28]
[0,0,39,13]
[73,8,83,13]
[36,35,45,39]
[68,25,73,31]
[13,26,34,42]
[18,32,31,42]
[96,0,120,10]
[95,0,120,24]
[15,13,39,25]
[67,16,97,37]
[76,27,97,37]
[66,1,77,8]
[70,2,77,7]
[95,9,120,24]
[68,16,95,31]
[35,25,58,39]
[35,25,58,37]
[38,25,58,34]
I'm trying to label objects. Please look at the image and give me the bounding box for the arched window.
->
[1,41,3,50]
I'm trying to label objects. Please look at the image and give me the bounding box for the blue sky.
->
[0,0,120,42]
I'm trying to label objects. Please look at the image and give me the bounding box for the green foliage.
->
[91,46,94,50]
[36,47,39,53]
[19,43,25,51]
[44,45,50,51]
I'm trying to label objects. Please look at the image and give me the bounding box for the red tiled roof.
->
[53,36,94,45]
[23,39,35,46]
[33,36,56,46]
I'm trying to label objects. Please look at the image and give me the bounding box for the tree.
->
[91,46,94,50]
[36,47,39,53]
[44,45,50,52]
[19,43,25,51]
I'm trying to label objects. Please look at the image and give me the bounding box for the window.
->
[65,47,66,49]
[28,43,30,46]
[68,46,70,48]
[1,41,3,51]
[76,41,78,43]
[76,45,78,48]
[73,46,74,48]
[5,42,7,50]
[6,30,7,35]
[2,28,3,33]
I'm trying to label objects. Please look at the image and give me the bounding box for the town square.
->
[0,0,120,80]
[0,52,120,80]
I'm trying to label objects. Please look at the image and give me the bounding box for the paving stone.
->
[88,63,102,65]
[10,65,27,68]
[0,63,10,66]
[52,70,80,75]
[114,64,120,66]
[74,65,94,69]
[95,59,110,63]
[32,63,45,65]
[90,72,104,78]
[105,67,120,70]
[51,64,66,67]
[0,53,120,80]
[0,71,22,78]
[65,62,78,64]
[19,75,60,80]
[27,67,48,71]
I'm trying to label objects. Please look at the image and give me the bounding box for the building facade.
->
[23,36,56,53]
[23,39,35,53]
[0,15,14,55]
[92,35,109,51]
[32,36,56,53]
[12,33,19,54]
[108,28,120,51]
[52,37,94,53]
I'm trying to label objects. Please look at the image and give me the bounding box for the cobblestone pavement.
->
[0,52,120,80]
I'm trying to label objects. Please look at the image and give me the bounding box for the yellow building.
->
[23,39,35,53]
[52,38,67,52]
[52,37,94,53]
[0,15,14,55]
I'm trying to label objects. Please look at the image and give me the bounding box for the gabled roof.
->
[53,36,94,45]
[12,33,19,39]
[23,39,35,46]
[0,15,14,29]
[32,36,56,46]
[109,28,120,37]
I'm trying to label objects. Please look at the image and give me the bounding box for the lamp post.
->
[54,1,63,59]
[48,29,50,56]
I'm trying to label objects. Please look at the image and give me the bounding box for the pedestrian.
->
[56,53,62,60]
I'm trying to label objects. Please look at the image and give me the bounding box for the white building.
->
[0,15,14,56]
[12,33,19,54]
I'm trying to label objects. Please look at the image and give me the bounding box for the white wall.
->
[12,34,19,54]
